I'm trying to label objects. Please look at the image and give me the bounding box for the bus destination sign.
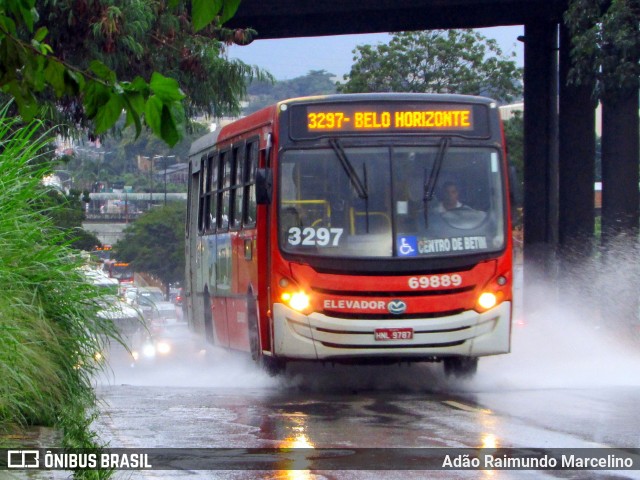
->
[308,107,471,131]
[289,102,490,139]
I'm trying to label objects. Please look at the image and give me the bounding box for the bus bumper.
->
[272,301,511,361]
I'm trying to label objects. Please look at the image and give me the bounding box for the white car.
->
[134,287,178,325]
[96,294,142,334]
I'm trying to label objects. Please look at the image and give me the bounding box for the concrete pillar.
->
[558,24,596,265]
[601,90,639,243]
[522,21,559,308]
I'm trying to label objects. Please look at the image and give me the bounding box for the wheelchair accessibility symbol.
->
[397,236,418,256]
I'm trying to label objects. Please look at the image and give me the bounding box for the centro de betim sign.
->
[288,101,491,139]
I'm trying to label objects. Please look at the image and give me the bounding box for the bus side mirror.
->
[256,168,273,205]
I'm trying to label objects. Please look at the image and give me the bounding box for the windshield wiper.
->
[330,138,368,200]
[423,137,450,203]
[422,137,450,228]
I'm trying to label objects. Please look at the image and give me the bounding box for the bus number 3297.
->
[287,227,344,247]
[408,274,462,289]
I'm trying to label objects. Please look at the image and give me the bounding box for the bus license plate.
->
[374,328,414,341]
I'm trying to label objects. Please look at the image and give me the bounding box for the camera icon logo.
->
[7,450,40,469]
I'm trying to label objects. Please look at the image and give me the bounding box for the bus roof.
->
[188,130,220,157]
[273,92,497,107]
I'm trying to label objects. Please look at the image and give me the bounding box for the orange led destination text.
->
[307,109,472,130]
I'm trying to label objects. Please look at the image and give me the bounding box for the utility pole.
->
[154,155,176,206]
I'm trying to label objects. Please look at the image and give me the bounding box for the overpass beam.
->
[522,21,559,299]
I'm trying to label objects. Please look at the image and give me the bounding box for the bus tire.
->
[262,356,285,377]
[443,356,478,378]
[248,295,285,376]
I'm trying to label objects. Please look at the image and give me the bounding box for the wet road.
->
[92,311,640,480]
[87,264,640,479]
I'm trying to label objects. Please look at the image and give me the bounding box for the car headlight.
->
[156,341,171,355]
[142,343,156,358]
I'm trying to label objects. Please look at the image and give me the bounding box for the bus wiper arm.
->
[330,138,368,199]
[423,137,450,202]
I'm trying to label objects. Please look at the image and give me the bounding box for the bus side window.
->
[206,153,218,232]
[218,150,231,231]
[231,144,244,230]
[244,141,258,226]
[197,155,207,233]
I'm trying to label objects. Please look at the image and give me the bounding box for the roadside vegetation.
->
[0,113,119,477]
[114,202,186,298]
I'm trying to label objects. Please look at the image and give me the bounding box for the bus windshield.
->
[279,144,505,259]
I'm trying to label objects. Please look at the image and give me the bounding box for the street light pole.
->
[154,155,175,206]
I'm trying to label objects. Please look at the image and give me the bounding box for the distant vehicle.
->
[107,262,135,284]
[82,266,140,334]
[116,286,183,366]
[90,245,112,263]
[170,286,183,306]
[137,286,164,302]
[96,294,141,335]
[134,287,178,325]
[123,286,139,305]
[127,321,204,367]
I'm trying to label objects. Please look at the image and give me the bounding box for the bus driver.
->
[436,181,467,212]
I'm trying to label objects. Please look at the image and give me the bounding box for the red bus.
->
[91,245,112,263]
[107,261,135,284]
[185,93,512,377]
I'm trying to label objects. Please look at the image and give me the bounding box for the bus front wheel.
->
[247,296,285,376]
[443,356,478,378]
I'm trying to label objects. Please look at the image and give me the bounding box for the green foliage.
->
[503,111,524,186]
[244,70,337,114]
[63,121,208,192]
[114,202,186,287]
[36,187,102,250]
[0,0,263,146]
[564,0,640,100]
[337,30,523,103]
[0,111,119,464]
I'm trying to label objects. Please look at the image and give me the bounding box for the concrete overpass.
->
[83,192,188,244]
[227,0,565,37]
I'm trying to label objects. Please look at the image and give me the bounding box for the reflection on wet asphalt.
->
[91,317,640,480]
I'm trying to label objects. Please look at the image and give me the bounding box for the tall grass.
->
[0,112,118,477]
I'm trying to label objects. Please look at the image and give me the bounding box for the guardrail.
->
[84,212,143,223]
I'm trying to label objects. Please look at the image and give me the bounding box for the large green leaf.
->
[93,92,124,134]
[220,0,241,23]
[149,72,185,102]
[192,0,222,32]
[89,60,117,83]
[145,95,163,137]
[83,80,111,118]
[44,59,66,96]
[160,101,185,147]
[3,80,38,120]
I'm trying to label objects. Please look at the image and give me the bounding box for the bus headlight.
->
[477,292,497,310]
[281,291,310,312]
